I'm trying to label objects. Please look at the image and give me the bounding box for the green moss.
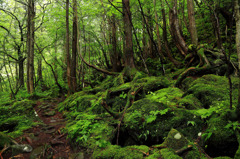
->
[0,132,13,148]
[147,87,183,107]
[160,148,182,159]
[93,145,149,159]
[58,92,97,112]
[177,94,202,109]
[146,149,161,159]
[214,157,232,159]
[183,74,231,108]
[161,129,189,150]
[136,76,171,93]
[113,73,125,87]
[205,114,238,157]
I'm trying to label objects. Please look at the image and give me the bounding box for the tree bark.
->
[66,0,72,94]
[122,0,135,68]
[235,0,240,115]
[187,0,198,45]
[161,0,181,66]
[169,0,188,56]
[27,0,35,94]
[154,0,164,60]
[110,9,122,72]
[71,0,78,93]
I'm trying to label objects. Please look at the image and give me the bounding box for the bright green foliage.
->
[66,112,114,149]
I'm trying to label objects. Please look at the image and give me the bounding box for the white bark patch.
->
[174,133,181,139]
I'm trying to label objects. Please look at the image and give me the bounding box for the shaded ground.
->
[3,98,87,159]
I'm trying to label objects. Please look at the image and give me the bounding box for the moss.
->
[93,145,120,158]
[147,87,183,107]
[146,149,161,159]
[136,76,171,93]
[113,73,125,87]
[93,145,149,159]
[0,132,13,148]
[161,129,189,150]
[177,94,202,109]
[205,114,238,157]
[58,92,97,112]
[183,74,230,108]
[214,157,232,159]
[160,148,182,159]
[123,96,204,145]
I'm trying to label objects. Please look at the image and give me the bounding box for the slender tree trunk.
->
[122,0,135,68]
[154,0,164,60]
[161,0,181,66]
[27,0,35,94]
[187,0,198,45]
[111,11,122,72]
[235,0,240,115]
[169,0,188,56]
[37,58,44,86]
[71,0,78,93]
[66,0,71,94]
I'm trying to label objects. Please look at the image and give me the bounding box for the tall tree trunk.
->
[111,12,122,72]
[235,0,240,115]
[161,0,181,66]
[27,0,35,94]
[187,0,198,45]
[18,55,25,88]
[122,0,135,68]
[37,58,44,86]
[169,0,188,56]
[154,0,164,60]
[66,0,71,94]
[71,0,78,93]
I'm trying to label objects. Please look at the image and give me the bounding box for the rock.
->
[161,129,189,151]
[11,144,33,155]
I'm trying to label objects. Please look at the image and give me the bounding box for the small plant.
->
[119,92,127,99]
[146,108,169,124]
[187,121,196,126]
[224,121,240,131]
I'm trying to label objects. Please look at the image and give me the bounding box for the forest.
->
[1,0,240,158]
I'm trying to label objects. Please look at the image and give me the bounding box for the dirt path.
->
[3,98,86,159]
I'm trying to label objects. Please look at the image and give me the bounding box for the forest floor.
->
[2,97,88,159]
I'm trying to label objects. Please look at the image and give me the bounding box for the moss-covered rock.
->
[161,129,189,150]
[183,74,230,108]
[205,114,238,158]
[160,148,182,159]
[136,76,171,93]
[123,92,204,146]
[92,145,149,159]
[58,91,98,112]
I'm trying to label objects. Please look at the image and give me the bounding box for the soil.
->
[2,98,89,159]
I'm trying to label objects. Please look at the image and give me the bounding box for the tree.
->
[122,0,135,68]
[187,0,198,46]
[235,0,240,116]
[26,0,35,94]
